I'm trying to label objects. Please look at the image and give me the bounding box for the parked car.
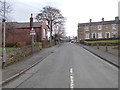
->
[71,40,75,43]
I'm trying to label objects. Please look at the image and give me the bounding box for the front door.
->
[106,33,110,38]
[93,33,96,39]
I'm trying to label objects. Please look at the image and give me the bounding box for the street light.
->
[2,0,6,69]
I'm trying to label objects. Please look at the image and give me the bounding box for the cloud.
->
[11,0,119,36]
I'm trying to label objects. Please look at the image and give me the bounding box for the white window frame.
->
[112,24,116,30]
[85,33,90,39]
[111,32,117,38]
[105,32,110,38]
[98,25,102,30]
[98,32,102,39]
[84,25,89,31]
[92,32,96,39]
[43,29,46,38]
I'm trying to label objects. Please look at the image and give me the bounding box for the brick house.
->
[77,17,120,42]
[3,14,49,47]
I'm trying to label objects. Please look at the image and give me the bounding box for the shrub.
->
[16,42,26,47]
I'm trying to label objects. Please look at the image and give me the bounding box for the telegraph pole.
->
[2,0,6,69]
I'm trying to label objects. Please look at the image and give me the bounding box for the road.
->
[3,42,118,88]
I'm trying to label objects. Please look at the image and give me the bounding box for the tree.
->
[54,25,66,41]
[36,6,66,45]
[0,0,12,21]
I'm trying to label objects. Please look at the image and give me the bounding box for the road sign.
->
[30,28,36,35]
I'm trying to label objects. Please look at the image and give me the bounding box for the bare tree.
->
[54,25,66,43]
[0,0,12,21]
[36,6,66,45]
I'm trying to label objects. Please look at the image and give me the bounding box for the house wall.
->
[4,20,49,47]
[5,27,45,47]
[78,22,119,42]
[6,28,31,46]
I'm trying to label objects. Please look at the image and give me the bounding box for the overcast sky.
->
[9,0,120,36]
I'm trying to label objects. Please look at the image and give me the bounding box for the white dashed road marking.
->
[70,68,74,89]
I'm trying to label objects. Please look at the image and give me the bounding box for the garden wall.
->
[5,43,42,66]
[80,40,119,46]
[84,42,119,46]
[42,41,56,48]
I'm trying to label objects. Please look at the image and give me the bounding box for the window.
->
[98,32,102,38]
[112,24,116,30]
[43,29,46,38]
[105,26,108,30]
[85,33,89,39]
[98,25,102,30]
[84,25,89,31]
[112,32,117,38]
[92,32,96,39]
[105,32,110,38]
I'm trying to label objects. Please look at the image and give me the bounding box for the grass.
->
[0,47,17,56]
[5,47,17,50]
[87,40,120,43]
[0,47,16,52]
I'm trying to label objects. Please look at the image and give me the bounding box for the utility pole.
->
[2,0,6,69]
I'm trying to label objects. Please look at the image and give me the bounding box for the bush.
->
[16,42,26,47]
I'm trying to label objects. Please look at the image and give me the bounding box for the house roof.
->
[16,22,42,29]
[78,20,120,26]
[6,22,42,29]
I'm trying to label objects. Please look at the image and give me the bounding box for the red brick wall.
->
[6,27,44,47]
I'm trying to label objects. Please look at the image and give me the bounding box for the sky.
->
[8,0,120,36]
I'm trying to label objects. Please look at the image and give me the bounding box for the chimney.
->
[89,19,92,25]
[30,13,33,28]
[115,16,119,23]
[90,19,92,23]
[102,18,104,22]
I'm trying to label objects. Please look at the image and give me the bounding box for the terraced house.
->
[77,17,120,42]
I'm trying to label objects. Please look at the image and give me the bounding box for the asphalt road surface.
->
[3,42,118,88]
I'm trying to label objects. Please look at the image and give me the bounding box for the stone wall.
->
[5,43,42,66]
[84,42,118,46]
[42,41,56,48]
[80,40,119,46]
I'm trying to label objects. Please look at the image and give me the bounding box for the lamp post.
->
[2,0,6,69]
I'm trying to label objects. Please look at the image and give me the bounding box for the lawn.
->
[87,40,120,43]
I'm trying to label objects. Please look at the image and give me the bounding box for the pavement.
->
[91,46,119,56]
[1,43,62,84]
[78,43,119,68]
[2,42,118,88]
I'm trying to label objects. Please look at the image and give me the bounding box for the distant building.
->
[77,17,120,42]
[2,14,49,47]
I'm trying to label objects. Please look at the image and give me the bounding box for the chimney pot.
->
[102,18,104,21]
[90,19,92,22]
[115,16,119,22]
[30,13,33,28]
[31,13,33,17]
